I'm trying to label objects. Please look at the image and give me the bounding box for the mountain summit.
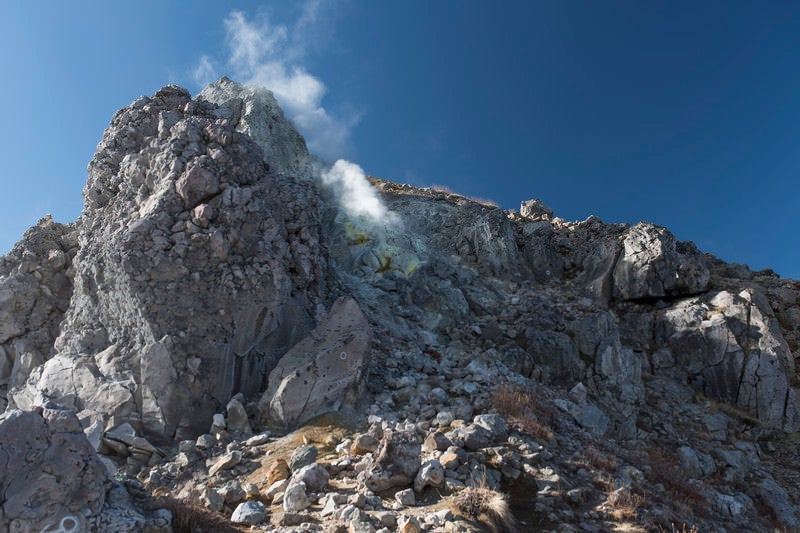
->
[1,80,798,532]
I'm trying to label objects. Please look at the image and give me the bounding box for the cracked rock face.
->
[0,407,107,532]
[10,84,330,439]
[614,222,710,301]
[0,216,78,397]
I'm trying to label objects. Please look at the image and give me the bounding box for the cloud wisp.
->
[194,9,357,161]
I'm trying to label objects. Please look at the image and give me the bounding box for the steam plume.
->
[321,160,399,226]
[194,8,357,161]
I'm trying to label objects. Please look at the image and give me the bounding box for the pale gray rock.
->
[613,222,710,301]
[198,77,315,179]
[0,216,77,390]
[0,407,107,532]
[395,488,416,506]
[225,397,253,435]
[520,198,553,221]
[208,450,242,476]
[658,290,799,431]
[259,297,371,430]
[365,429,421,492]
[413,460,445,493]
[283,481,311,513]
[10,84,330,439]
[473,413,508,443]
[231,500,267,525]
[291,463,330,492]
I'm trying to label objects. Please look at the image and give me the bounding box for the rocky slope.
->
[1,78,799,532]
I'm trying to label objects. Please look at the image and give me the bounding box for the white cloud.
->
[321,159,399,226]
[201,9,356,161]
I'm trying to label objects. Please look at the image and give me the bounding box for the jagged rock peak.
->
[11,82,333,439]
[198,77,316,179]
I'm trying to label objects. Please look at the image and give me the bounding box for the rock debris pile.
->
[1,78,799,532]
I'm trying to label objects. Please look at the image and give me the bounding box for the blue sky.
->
[2,1,799,279]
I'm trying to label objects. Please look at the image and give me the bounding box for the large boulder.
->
[657,289,800,431]
[613,222,710,301]
[0,407,107,532]
[10,83,331,439]
[259,297,371,430]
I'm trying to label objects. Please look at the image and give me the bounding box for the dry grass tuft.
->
[492,383,555,442]
[159,497,241,533]
[450,485,517,533]
[646,449,708,505]
[604,486,645,521]
[584,444,618,472]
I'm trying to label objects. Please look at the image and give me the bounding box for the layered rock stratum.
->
[1,78,798,532]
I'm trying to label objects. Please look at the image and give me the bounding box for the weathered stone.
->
[208,450,242,476]
[283,481,311,513]
[9,82,330,439]
[395,488,416,506]
[291,462,330,492]
[422,431,452,452]
[231,501,267,525]
[473,414,508,443]
[365,429,421,492]
[0,408,107,532]
[289,445,319,472]
[613,222,709,301]
[413,459,445,493]
[198,77,315,179]
[225,397,253,435]
[260,297,371,430]
[352,433,380,454]
[520,199,553,221]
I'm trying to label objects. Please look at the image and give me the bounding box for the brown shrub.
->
[450,485,517,533]
[159,497,242,533]
[492,383,555,443]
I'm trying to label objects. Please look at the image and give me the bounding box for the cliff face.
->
[1,80,799,531]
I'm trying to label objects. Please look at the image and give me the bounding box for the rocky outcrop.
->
[198,77,315,179]
[0,407,106,532]
[0,216,77,398]
[0,406,168,533]
[10,84,331,439]
[613,222,710,301]
[656,288,799,431]
[2,79,800,532]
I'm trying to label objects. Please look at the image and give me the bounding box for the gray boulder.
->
[0,407,107,532]
[259,297,371,430]
[365,429,421,492]
[613,222,710,301]
[231,500,267,525]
